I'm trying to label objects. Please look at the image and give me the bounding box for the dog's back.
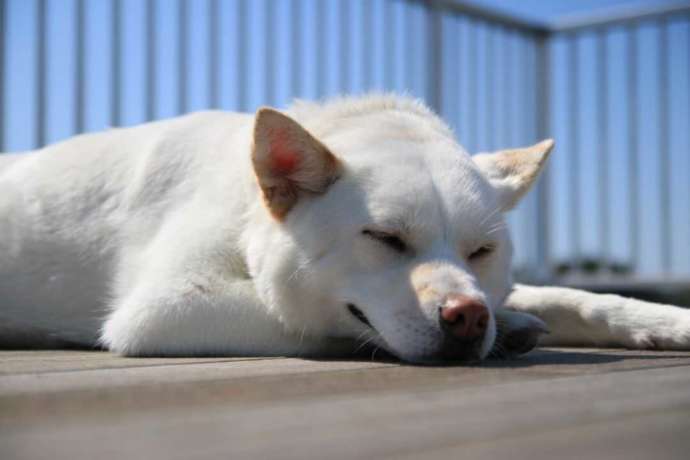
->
[0,153,25,173]
[0,112,253,347]
[0,132,138,347]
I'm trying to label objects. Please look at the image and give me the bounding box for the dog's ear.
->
[472,139,554,211]
[491,309,550,359]
[252,107,342,219]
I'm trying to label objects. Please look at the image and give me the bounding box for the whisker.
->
[354,329,372,343]
[287,259,311,282]
[480,208,501,227]
[354,332,377,353]
[485,224,507,237]
[371,346,381,361]
[299,326,306,347]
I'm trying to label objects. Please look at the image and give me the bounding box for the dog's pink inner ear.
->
[253,107,341,220]
[268,130,300,175]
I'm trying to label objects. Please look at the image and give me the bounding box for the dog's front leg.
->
[503,284,690,350]
[101,279,331,357]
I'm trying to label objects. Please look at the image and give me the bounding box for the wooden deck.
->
[2,348,690,460]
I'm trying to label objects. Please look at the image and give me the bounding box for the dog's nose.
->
[439,294,489,340]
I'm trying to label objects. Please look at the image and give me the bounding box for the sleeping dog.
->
[1,95,689,363]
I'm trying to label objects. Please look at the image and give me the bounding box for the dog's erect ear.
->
[252,107,341,219]
[491,309,550,359]
[472,139,554,211]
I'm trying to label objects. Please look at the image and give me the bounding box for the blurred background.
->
[0,0,689,302]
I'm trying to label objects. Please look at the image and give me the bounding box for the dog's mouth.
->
[347,303,373,329]
[346,303,483,364]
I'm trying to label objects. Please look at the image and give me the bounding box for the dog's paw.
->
[100,306,162,356]
[100,315,142,356]
[623,316,690,351]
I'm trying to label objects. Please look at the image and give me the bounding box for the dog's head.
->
[246,99,552,363]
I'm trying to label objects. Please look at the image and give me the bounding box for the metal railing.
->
[543,3,690,284]
[0,0,689,284]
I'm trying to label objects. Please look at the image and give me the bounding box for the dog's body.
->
[1,95,689,362]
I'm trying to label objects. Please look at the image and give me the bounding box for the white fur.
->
[1,94,688,362]
[505,284,690,350]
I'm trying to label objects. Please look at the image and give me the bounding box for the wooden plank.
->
[0,350,278,375]
[1,362,689,460]
[397,410,690,460]
[2,348,690,423]
[0,356,396,397]
[3,347,689,378]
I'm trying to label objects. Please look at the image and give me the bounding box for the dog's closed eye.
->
[361,229,407,253]
[347,303,373,328]
[468,244,495,261]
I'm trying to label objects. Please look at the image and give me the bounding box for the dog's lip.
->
[347,303,374,329]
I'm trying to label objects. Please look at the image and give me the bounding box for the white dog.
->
[1,95,689,363]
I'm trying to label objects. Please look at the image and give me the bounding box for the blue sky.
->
[2,0,689,277]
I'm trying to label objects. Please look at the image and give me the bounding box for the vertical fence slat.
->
[36,0,47,146]
[146,0,156,120]
[110,0,121,126]
[502,28,512,148]
[404,1,414,94]
[236,0,246,111]
[568,35,581,261]
[74,0,85,133]
[383,0,393,90]
[427,1,442,113]
[485,26,494,151]
[521,34,530,143]
[453,14,463,130]
[453,16,462,133]
[291,0,302,98]
[363,0,373,91]
[597,30,609,266]
[340,0,350,92]
[627,25,639,270]
[0,0,5,151]
[659,19,671,273]
[520,34,531,267]
[535,31,551,280]
[0,0,4,151]
[468,19,477,151]
[177,0,187,114]
[264,0,275,104]
[208,0,219,108]
[315,0,325,97]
